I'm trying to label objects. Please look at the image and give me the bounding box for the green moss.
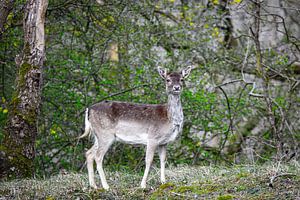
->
[22,41,30,55]
[21,108,37,125]
[11,95,20,108]
[150,183,175,199]
[96,188,107,193]
[1,76,38,177]
[236,185,247,192]
[8,106,36,126]
[236,172,250,179]
[18,62,38,89]
[8,61,39,126]
[172,185,198,193]
[0,145,33,178]
[150,182,220,199]
[9,95,37,126]
[172,183,218,195]
[159,182,175,190]
[217,194,234,200]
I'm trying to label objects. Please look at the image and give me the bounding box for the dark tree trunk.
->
[0,0,15,39]
[0,0,48,179]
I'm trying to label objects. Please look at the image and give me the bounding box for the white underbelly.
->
[114,120,181,145]
[115,121,149,145]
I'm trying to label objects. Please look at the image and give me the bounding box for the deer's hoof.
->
[90,184,98,190]
[103,185,110,190]
[140,183,146,189]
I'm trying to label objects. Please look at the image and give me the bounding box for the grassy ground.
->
[1,162,299,199]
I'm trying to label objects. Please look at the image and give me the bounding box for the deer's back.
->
[89,100,169,124]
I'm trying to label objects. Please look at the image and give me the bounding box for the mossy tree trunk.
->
[0,0,48,179]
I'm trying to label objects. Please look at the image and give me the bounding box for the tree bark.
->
[0,0,15,39]
[0,0,48,179]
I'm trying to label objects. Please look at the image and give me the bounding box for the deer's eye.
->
[166,79,171,83]
[180,78,184,82]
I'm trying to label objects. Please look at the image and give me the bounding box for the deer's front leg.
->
[158,145,167,184]
[140,142,157,188]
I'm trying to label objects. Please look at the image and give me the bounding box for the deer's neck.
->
[167,94,183,127]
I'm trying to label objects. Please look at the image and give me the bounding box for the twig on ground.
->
[269,173,297,188]
[170,191,194,198]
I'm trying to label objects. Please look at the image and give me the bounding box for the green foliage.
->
[1,0,299,176]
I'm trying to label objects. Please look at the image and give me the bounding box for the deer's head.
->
[158,66,192,95]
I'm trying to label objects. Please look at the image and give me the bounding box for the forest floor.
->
[0,162,299,199]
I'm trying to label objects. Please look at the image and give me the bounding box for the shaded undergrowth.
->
[1,162,299,199]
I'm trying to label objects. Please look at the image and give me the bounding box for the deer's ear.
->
[181,65,192,79]
[157,66,167,79]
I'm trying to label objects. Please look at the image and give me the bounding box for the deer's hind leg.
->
[94,131,115,190]
[86,145,97,189]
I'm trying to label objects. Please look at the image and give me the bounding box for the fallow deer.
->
[79,66,192,189]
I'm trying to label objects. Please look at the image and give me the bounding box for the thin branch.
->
[154,9,179,24]
[241,32,251,80]
[269,173,297,188]
[49,141,73,161]
[217,32,264,98]
[247,82,264,98]
[265,4,300,12]
[241,30,265,98]
[215,85,233,150]
[247,136,276,148]
[98,83,152,102]
[215,79,243,88]
[170,191,193,198]
[261,63,299,82]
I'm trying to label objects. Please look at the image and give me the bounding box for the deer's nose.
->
[173,85,181,91]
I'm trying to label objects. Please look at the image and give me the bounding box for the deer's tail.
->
[78,108,91,139]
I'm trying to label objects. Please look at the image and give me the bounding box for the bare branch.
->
[265,4,300,12]
[269,173,297,188]
[98,83,152,102]
[214,79,243,88]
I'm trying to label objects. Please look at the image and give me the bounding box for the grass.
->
[0,161,299,199]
